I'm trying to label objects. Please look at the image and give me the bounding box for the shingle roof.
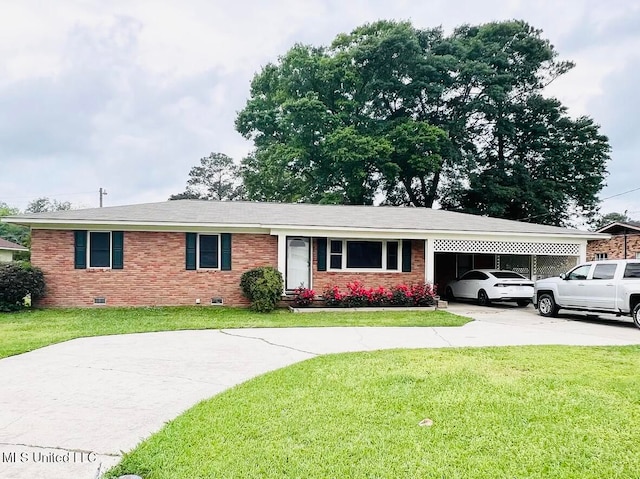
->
[4,200,600,237]
[596,221,640,234]
[0,238,27,251]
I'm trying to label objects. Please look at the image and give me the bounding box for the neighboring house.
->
[587,221,640,260]
[0,238,28,263]
[2,200,605,307]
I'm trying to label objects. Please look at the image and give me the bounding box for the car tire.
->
[445,286,455,300]
[477,290,490,307]
[633,303,640,330]
[537,293,558,317]
[516,300,530,307]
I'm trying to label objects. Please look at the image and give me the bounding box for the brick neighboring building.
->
[587,221,640,261]
[2,200,604,307]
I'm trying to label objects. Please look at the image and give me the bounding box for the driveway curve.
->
[1,304,639,479]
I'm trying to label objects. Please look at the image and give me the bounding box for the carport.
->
[431,239,581,294]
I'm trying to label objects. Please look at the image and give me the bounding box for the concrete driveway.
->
[1,305,639,479]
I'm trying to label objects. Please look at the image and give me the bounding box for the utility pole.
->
[99,188,108,208]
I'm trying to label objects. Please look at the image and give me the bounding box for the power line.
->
[521,186,640,222]
[600,186,640,201]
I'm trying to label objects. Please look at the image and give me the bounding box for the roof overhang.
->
[596,221,640,234]
[2,216,608,241]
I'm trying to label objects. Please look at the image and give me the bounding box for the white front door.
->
[286,237,310,290]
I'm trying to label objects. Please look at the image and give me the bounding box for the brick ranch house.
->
[587,221,640,261]
[3,200,605,307]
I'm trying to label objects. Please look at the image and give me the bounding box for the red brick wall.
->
[31,230,277,307]
[312,239,426,293]
[587,234,640,260]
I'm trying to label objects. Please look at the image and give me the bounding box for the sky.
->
[1,0,639,222]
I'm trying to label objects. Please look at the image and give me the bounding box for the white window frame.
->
[636,253,640,260]
[197,233,221,270]
[328,239,402,272]
[87,231,112,269]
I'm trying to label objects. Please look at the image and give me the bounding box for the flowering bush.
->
[322,282,437,308]
[323,285,344,307]
[389,284,413,306]
[292,287,316,307]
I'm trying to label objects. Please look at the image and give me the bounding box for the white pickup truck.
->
[533,259,640,329]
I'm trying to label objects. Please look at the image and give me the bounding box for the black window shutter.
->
[402,240,412,272]
[317,238,327,271]
[74,230,87,269]
[221,233,232,270]
[112,231,124,269]
[186,233,197,270]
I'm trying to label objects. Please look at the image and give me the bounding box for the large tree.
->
[236,20,610,225]
[170,152,245,201]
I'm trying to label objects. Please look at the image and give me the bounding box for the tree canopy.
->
[236,19,610,226]
[170,152,245,201]
[593,212,634,230]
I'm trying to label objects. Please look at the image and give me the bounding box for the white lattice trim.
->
[433,239,580,255]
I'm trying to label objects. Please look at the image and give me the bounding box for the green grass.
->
[108,346,640,479]
[0,307,468,359]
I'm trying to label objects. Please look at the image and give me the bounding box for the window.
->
[636,253,640,260]
[347,241,382,268]
[328,239,400,271]
[491,271,526,279]
[89,232,111,268]
[567,264,591,280]
[74,231,123,270]
[198,234,219,269]
[594,253,608,260]
[592,263,616,280]
[330,240,342,269]
[460,271,489,280]
[186,233,231,271]
[386,241,398,270]
[623,263,640,279]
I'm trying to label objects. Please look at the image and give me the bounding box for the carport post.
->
[425,239,435,284]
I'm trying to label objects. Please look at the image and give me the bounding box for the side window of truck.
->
[592,263,617,280]
[567,265,591,280]
[623,263,640,279]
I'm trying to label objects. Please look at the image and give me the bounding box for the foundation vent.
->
[93,297,107,305]
[211,297,224,305]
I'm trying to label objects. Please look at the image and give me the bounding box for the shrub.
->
[0,262,46,312]
[410,283,437,306]
[240,266,284,312]
[292,287,316,307]
[389,284,413,306]
[322,282,437,308]
[323,285,344,307]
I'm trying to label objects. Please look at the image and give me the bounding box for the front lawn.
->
[0,307,468,359]
[108,346,640,479]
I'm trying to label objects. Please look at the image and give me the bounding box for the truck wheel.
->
[478,290,491,307]
[445,286,455,300]
[633,303,640,330]
[538,293,558,317]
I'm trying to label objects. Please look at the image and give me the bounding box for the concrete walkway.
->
[1,304,638,478]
